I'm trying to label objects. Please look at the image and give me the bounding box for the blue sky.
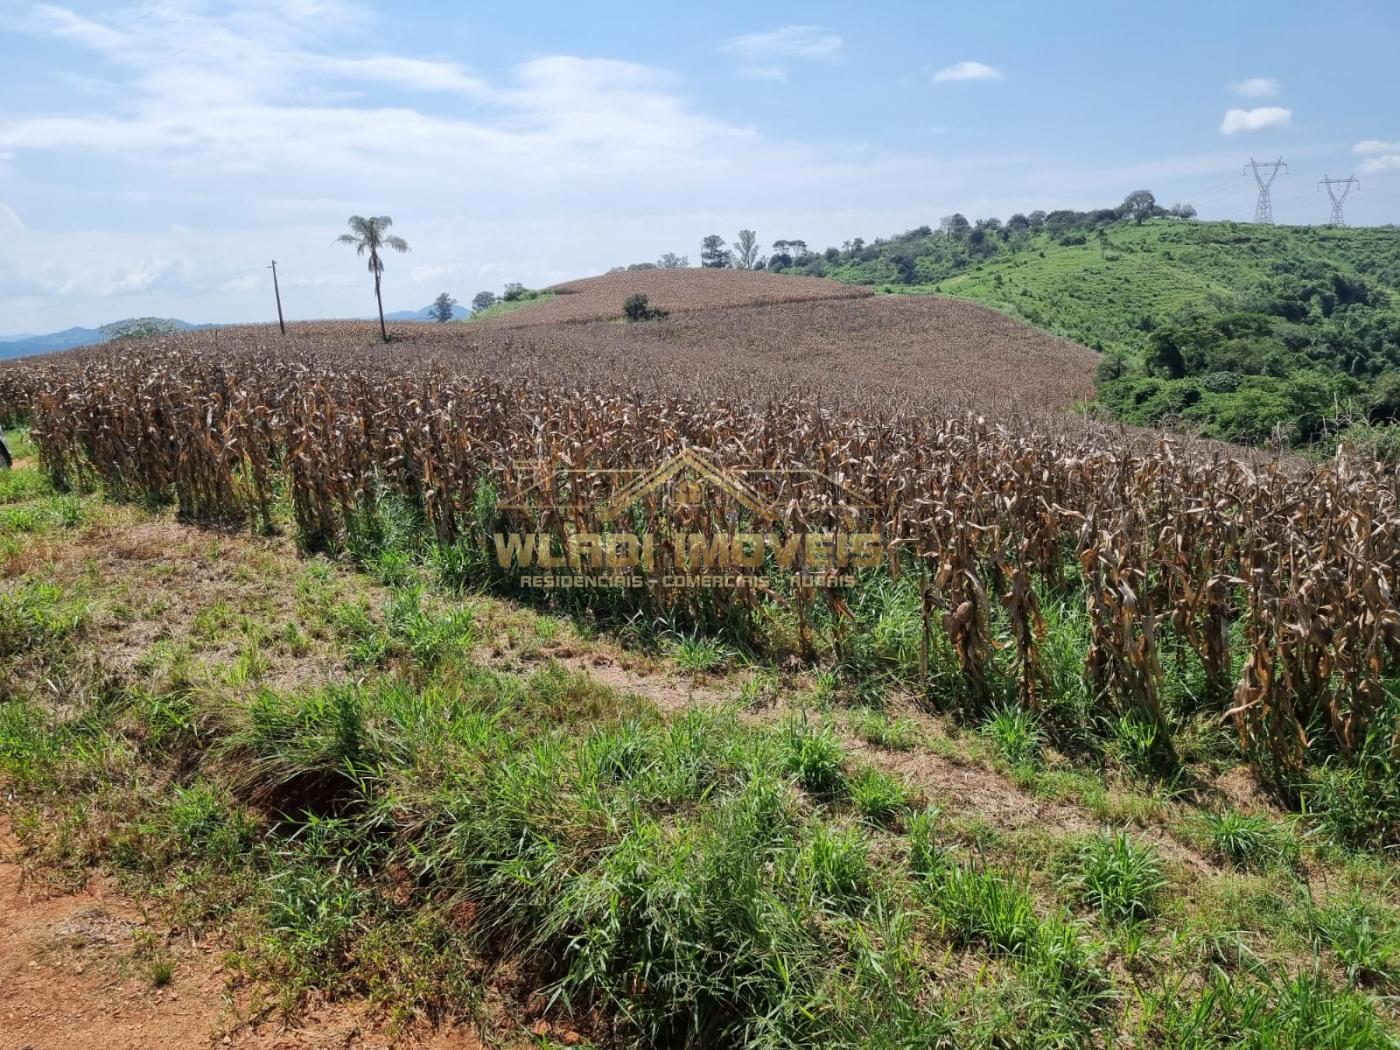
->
[1,0,1399,333]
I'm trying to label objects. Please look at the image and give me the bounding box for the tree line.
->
[601,191,1197,285]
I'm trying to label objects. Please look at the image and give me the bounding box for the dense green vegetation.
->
[740,208,1400,450]
[938,222,1400,448]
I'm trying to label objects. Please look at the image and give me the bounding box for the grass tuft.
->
[847,707,922,751]
[1312,896,1400,989]
[1063,830,1167,925]
[1202,808,1297,871]
[665,633,734,674]
[781,718,847,798]
[983,703,1042,767]
[848,765,909,827]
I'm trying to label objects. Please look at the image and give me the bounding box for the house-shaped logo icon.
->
[597,447,778,522]
[497,447,877,525]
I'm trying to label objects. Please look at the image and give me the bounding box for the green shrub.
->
[1335,421,1400,466]
[622,293,667,322]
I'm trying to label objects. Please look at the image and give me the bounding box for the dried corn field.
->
[1,301,1397,813]
[474,267,871,327]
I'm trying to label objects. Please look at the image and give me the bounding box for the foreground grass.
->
[2,460,1398,1047]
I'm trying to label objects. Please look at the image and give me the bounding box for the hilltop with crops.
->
[472,268,871,328]
[3,258,1400,1048]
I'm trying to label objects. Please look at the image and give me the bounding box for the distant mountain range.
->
[383,303,471,321]
[0,319,211,360]
[0,303,471,360]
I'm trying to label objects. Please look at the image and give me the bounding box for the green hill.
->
[929,221,1400,358]
[793,216,1400,450]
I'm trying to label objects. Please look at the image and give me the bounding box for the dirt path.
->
[0,818,483,1050]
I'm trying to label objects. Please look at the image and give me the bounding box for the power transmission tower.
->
[1243,157,1287,224]
[1318,174,1360,227]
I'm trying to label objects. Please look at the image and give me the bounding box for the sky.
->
[1,0,1399,334]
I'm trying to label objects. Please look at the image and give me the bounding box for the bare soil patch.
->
[0,816,484,1050]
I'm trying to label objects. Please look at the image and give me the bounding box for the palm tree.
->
[336,215,410,342]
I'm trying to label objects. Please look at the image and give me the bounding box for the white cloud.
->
[1360,154,1400,174]
[288,272,359,289]
[720,26,842,81]
[409,264,452,283]
[0,204,24,232]
[2,2,770,190]
[221,274,261,294]
[1230,77,1279,98]
[22,1,491,106]
[0,59,752,179]
[1355,139,1400,174]
[1219,107,1292,135]
[934,61,1002,83]
[0,0,818,327]
[27,249,184,298]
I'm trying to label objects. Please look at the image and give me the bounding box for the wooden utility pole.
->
[268,259,286,335]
